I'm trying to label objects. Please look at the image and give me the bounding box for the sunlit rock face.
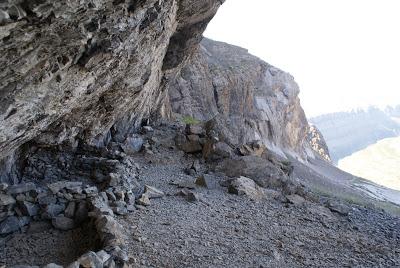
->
[0,0,223,160]
[167,38,314,158]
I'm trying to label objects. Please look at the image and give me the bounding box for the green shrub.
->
[182,115,201,125]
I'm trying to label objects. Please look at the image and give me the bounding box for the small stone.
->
[176,189,199,202]
[96,250,112,263]
[106,190,117,201]
[0,216,30,235]
[326,200,350,216]
[84,186,98,196]
[286,194,306,206]
[111,201,128,216]
[137,194,150,206]
[99,192,109,202]
[108,173,121,187]
[66,261,80,268]
[78,251,103,268]
[186,192,200,202]
[125,192,135,205]
[7,183,36,195]
[47,181,82,194]
[127,204,136,212]
[91,196,114,217]
[191,160,201,172]
[0,183,9,191]
[109,246,129,262]
[195,174,217,189]
[142,126,154,133]
[19,201,39,216]
[113,189,125,200]
[73,193,87,200]
[52,216,76,230]
[144,185,164,199]
[43,263,63,268]
[65,202,76,218]
[170,180,196,189]
[15,194,26,202]
[0,193,16,206]
[113,206,128,216]
[42,203,65,220]
[37,194,57,205]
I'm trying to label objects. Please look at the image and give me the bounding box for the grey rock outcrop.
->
[0,0,224,171]
[307,125,331,162]
[167,38,314,159]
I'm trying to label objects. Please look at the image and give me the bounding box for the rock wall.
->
[0,0,223,161]
[307,125,331,162]
[167,38,314,158]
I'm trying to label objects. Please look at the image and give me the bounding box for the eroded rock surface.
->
[167,38,314,158]
[0,0,223,164]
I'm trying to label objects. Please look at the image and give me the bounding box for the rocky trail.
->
[1,123,400,267]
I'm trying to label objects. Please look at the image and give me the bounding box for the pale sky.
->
[204,0,400,117]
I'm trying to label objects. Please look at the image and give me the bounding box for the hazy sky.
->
[204,0,400,117]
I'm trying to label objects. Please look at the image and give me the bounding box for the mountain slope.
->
[310,107,400,163]
[339,136,400,191]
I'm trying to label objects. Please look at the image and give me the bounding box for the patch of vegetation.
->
[182,115,201,125]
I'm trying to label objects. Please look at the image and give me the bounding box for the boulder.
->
[238,141,266,157]
[137,194,151,206]
[78,251,103,268]
[217,155,296,192]
[177,189,200,202]
[203,141,233,161]
[326,200,351,216]
[95,215,125,246]
[144,185,165,199]
[228,176,265,200]
[286,194,306,206]
[195,174,217,189]
[175,133,203,154]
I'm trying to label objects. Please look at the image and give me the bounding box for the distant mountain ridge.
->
[309,105,400,163]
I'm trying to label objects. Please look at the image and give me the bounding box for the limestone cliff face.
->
[167,38,314,158]
[307,125,331,162]
[0,0,223,159]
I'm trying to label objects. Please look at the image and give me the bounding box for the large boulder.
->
[217,155,301,195]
